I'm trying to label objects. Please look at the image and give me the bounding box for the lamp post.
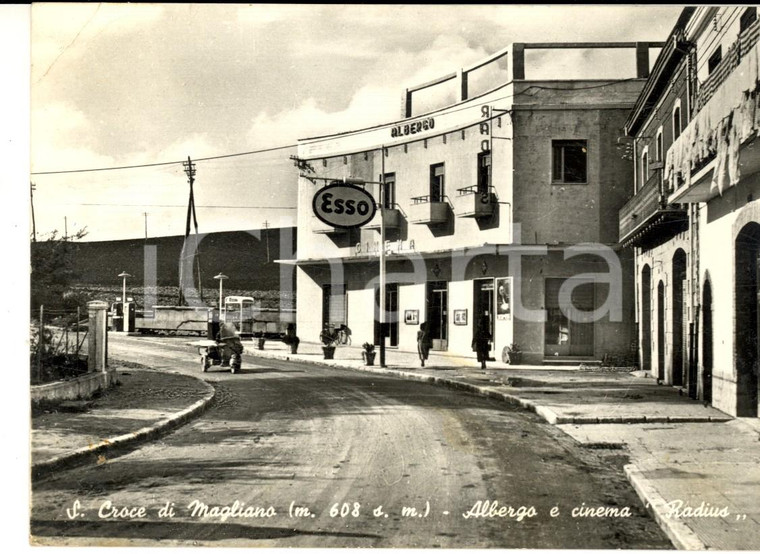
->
[214,273,228,322]
[118,272,131,333]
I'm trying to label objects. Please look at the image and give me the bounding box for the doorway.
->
[672,250,687,386]
[735,222,760,417]
[657,281,665,381]
[473,278,494,354]
[544,278,594,357]
[641,265,652,371]
[426,281,448,351]
[702,279,713,405]
[374,283,399,347]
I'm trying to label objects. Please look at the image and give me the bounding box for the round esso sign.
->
[312,182,377,229]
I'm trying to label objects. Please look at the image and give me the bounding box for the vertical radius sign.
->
[313,182,377,229]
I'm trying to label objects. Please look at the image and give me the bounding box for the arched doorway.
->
[702,279,713,405]
[735,222,760,417]
[657,280,665,381]
[641,265,652,372]
[672,250,687,387]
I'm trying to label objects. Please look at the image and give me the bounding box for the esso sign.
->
[312,182,377,229]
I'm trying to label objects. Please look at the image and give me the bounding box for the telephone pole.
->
[179,156,203,305]
[30,182,37,242]
[263,220,270,263]
[143,212,148,241]
[64,216,68,241]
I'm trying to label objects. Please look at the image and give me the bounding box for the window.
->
[382,173,396,209]
[552,140,587,183]
[656,128,663,162]
[673,104,682,140]
[430,163,445,202]
[477,151,491,194]
[642,150,649,183]
[740,7,757,33]
[708,46,722,75]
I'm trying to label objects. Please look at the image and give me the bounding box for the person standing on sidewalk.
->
[472,315,492,370]
[417,321,432,367]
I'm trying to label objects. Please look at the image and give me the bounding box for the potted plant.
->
[319,328,338,359]
[504,343,523,365]
[282,324,300,354]
[362,342,376,366]
[254,332,266,350]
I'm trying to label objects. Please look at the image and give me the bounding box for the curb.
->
[250,350,728,425]
[31,375,216,481]
[624,464,707,550]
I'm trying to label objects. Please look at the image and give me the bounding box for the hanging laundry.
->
[728,113,742,187]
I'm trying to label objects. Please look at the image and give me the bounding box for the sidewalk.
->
[247,339,760,550]
[31,366,215,479]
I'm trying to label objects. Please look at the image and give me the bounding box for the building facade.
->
[621,6,760,417]
[293,42,654,365]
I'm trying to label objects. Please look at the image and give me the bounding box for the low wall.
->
[31,371,116,403]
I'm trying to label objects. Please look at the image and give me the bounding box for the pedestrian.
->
[472,315,492,369]
[417,321,432,367]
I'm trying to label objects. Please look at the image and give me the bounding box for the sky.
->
[29,3,684,242]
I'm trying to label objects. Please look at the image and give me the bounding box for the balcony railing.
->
[453,185,497,218]
[697,19,760,110]
[408,195,450,224]
[364,203,403,230]
[666,16,760,203]
[619,171,687,247]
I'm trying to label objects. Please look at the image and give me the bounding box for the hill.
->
[48,227,297,292]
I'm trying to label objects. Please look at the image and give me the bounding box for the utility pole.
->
[143,212,148,241]
[30,182,37,242]
[64,216,68,241]
[179,156,202,305]
[263,220,270,263]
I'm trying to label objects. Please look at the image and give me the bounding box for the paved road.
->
[31,335,670,548]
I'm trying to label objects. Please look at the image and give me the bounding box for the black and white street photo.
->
[19,4,760,550]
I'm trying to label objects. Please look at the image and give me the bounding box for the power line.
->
[30,143,297,176]
[31,78,638,176]
[45,203,296,209]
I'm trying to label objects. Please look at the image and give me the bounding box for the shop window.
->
[740,7,757,33]
[477,151,491,194]
[707,46,722,75]
[430,163,445,202]
[382,173,396,209]
[552,140,587,184]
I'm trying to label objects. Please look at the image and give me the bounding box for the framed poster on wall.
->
[496,277,512,320]
[453,309,467,325]
[404,309,419,325]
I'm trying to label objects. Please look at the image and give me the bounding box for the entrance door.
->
[322,284,346,329]
[544,278,594,357]
[426,281,448,351]
[641,265,652,371]
[473,279,494,353]
[374,284,399,347]
[672,250,687,386]
[657,281,665,381]
[702,280,713,404]
[735,223,760,417]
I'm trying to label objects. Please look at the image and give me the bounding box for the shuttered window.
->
[322,284,346,327]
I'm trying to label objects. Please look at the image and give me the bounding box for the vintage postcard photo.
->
[28,4,760,549]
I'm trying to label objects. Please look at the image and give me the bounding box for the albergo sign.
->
[312,181,377,229]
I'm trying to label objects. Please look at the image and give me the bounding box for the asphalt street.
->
[31,335,670,548]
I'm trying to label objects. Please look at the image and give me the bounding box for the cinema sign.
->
[312,182,377,229]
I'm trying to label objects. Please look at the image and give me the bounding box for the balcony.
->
[311,216,347,235]
[408,195,450,225]
[619,171,687,248]
[364,204,403,230]
[452,186,497,218]
[666,17,760,203]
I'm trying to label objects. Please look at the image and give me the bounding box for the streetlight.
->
[118,272,131,333]
[214,273,228,321]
